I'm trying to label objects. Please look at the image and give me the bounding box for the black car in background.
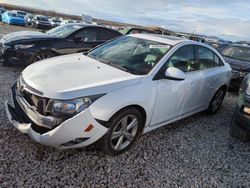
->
[221,44,250,89]
[31,15,52,29]
[0,23,122,65]
[230,74,250,141]
[205,41,230,52]
[119,27,161,35]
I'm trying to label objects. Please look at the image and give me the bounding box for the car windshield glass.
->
[17,12,26,16]
[222,46,250,62]
[37,17,48,21]
[9,13,17,17]
[46,24,82,37]
[88,36,171,75]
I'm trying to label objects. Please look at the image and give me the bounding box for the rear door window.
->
[195,46,214,69]
[99,29,120,41]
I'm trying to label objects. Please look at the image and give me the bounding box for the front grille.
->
[21,89,51,116]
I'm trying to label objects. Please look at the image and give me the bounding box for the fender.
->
[89,77,157,126]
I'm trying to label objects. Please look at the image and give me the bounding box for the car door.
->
[150,45,195,126]
[182,45,219,114]
[65,27,99,54]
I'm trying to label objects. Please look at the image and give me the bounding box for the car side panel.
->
[89,76,157,127]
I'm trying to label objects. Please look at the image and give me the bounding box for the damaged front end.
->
[5,77,108,149]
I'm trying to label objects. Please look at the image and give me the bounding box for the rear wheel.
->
[102,107,143,155]
[32,51,55,63]
[207,86,226,114]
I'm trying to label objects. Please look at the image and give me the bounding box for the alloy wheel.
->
[34,52,51,62]
[110,115,138,151]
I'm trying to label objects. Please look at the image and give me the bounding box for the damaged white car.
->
[5,34,231,155]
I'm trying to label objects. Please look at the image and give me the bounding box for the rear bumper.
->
[5,85,108,149]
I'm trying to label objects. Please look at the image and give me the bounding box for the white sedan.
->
[5,34,231,155]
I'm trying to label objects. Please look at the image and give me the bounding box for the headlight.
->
[51,94,105,116]
[15,44,34,50]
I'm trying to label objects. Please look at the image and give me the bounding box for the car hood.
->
[22,54,142,99]
[223,56,250,71]
[1,31,56,44]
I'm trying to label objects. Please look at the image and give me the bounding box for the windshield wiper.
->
[90,56,130,73]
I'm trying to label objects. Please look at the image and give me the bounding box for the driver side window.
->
[166,45,197,72]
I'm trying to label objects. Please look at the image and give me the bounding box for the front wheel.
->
[32,51,55,63]
[207,86,226,114]
[102,107,143,155]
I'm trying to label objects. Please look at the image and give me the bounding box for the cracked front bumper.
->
[5,87,108,149]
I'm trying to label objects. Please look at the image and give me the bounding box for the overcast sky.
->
[1,0,250,41]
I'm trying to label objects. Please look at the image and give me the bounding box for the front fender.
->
[89,77,157,127]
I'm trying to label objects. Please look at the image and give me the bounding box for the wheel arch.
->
[96,104,147,128]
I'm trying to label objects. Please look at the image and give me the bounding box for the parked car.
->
[230,74,250,141]
[24,13,34,26]
[31,15,52,29]
[49,17,61,27]
[205,41,229,52]
[14,10,26,18]
[119,27,161,35]
[5,34,231,155]
[221,44,250,89]
[1,11,25,26]
[60,19,74,25]
[0,7,6,22]
[0,23,122,65]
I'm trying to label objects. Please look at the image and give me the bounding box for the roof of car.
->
[62,23,121,32]
[129,33,190,45]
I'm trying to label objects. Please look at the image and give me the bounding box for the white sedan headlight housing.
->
[51,95,105,116]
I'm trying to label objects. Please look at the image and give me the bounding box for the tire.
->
[32,51,55,63]
[102,107,143,155]
[230,115,250,142]
[207,86,226,114]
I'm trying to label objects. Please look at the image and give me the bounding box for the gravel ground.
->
[0,24,250,187]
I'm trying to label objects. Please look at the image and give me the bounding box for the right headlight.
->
[51,94,105,116]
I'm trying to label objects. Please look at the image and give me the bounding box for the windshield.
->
[17,11,26,16]
[37,16,48,21]
[88,36,171,75]
[46,24,82,37]
[222,46,250,62]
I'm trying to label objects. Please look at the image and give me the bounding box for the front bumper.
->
[5,86,108,149]
[0,47,34,65]
[36,23,52,29]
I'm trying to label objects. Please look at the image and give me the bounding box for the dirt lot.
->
[0,24,250,187]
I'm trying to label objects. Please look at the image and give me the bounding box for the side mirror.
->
[164,67,185,81]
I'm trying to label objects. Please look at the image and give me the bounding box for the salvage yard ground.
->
[0,24,250,187]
